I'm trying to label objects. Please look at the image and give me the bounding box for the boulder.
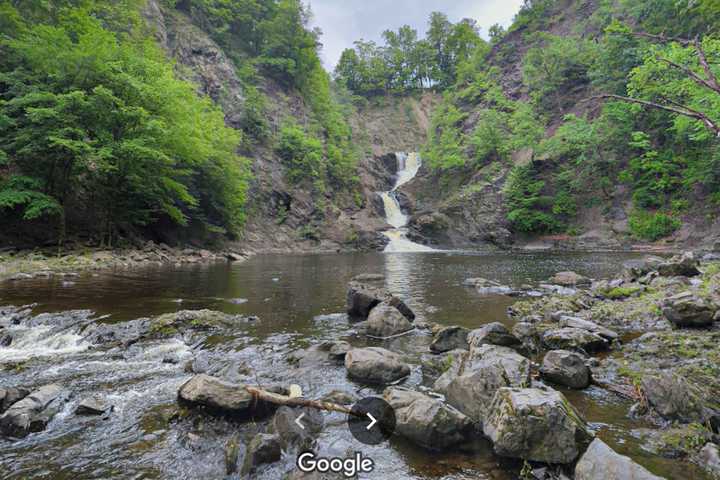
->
[623,257,665,280]
[512,322,540,351]
[641,372,713,423]
[177,374,282,416]
[657,252,701,277]
[429,326,469,353]
[540,350,591,389]
[429,349,467,394]
[0,387,30,414]
[241,433,282,475]
[75,396,112,415]
[697,443,720,479]
[468,322,521,349]
[542,327,609,352]
[366,302,414,338]
[662,293,715,328]
[575,438,665,480]
[559,316,619,341]
[0,384,63,437]
[483,387,593,464]
[346,282,414,321]
[269,406,323,450]
[345,348,410,385]
[445,345,531,423]
[384,387,472,450]
[549,271,591,287]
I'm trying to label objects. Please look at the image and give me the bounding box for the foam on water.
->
[0,325,90,363]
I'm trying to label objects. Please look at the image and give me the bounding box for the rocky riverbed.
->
[1,251,720,479]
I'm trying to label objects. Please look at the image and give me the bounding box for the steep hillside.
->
[408,0,720,251]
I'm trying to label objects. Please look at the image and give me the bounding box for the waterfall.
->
[380,152,435,253]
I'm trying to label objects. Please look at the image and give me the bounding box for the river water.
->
[0,251,706,479]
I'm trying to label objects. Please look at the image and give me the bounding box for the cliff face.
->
[144,1,439,252]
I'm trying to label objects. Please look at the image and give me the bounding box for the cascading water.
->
[380,152,435,253]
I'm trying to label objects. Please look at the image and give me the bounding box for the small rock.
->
[0,334,11,347]
[322,390,357,405]
[75,396,112,415]
[512,322,540,350]
[658,252,701,277]
[542,327,609,353]
[0,384,64,437]
[468,322,521,349]
[697,443,720,478]
[269,406,323,450]
[353,273,384,282]
[429,326,469,353]
[575,438,665,480]
[483,387,593,464]
[540,350,591,389]
[641,372,713,423]
[0,387,30,414]
[241,433,282,475]
[549,271,591,287]
[345,347,411,385]
[365,302,414,338]
[559,316,618,340]
[177,375,280,417]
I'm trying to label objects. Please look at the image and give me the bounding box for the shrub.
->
[628,210,681,241]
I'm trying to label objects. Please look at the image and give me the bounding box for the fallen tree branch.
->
[245,386,361,417]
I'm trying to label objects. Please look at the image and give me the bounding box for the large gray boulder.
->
[384,387,472,450]
[483,387,593,464]
[540,350,591,389]
[662,292,715,328]
[345,347,410,385]
[542,327,609,352]
[430,326,469,353]
[177,374,283,416]
[366,302,414,338]
[0,384,63,437]
[468,322,521,349]
[657,252,701,277]
[445,345,530,423]
[346,282,414,321]
[575,438,665,480]
[559,316,618,341]
[624,256,665,280]
[641,372,715,424]
[431,350,467,395]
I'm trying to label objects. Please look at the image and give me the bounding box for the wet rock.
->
[384,387,472,450]
[468,322,521,349]
[269,406,323,450]
[549,271,591,287]
[540,350,591,389]
[542,327,609,353]
[662,292,715,328]
[346,282,414,321]
[177,374,282,417]
[365,302,414,338]
[445,345,531,423]
[290,341,352,366]
[0,384,64,437]
[641,372,714,424]
[0,387,30,413]
[345,347,411,385]
[575,438,665,480]
[658,252,701,277]
[483,387,593,464]
[512,322,540,351]
[429,326,469,353]
[321,390,357,405]
[75,396,112,415]
[224,434,241,475]
[427,349,467,394]
[697,443,720,478]
[327,341,351,360]
[559,316,619,341]
[0,333,11,346]
[241,433,282,475]
[463,278,513,295]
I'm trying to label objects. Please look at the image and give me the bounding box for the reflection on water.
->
[2,250,687,480]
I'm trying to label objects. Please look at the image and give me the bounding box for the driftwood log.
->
[244,386,362,417]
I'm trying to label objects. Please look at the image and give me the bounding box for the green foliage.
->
[0,1,250,242]
[334,12,488,95]
[629,209,681,241]
[276,123,324,186]
[505,165,558,233]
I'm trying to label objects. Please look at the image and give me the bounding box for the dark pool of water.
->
[1,251,706,480]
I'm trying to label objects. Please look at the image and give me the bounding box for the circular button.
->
[347,396,396,445]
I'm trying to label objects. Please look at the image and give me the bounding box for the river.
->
[1,250,708,479]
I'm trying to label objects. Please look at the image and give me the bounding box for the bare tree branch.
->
[694,36,720,92]
[657,56,720,94]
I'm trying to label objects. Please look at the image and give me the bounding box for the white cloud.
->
[308,0,524,70]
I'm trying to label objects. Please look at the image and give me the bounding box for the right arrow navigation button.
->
[348,397,396,445]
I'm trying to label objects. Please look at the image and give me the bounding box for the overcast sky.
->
[308,0,525,70]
